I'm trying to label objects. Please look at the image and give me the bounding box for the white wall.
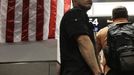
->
[87,2,134,17]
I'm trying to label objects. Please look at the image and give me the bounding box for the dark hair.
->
[112,6,128,19]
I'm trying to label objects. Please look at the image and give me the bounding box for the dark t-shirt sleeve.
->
[64,10,89,39]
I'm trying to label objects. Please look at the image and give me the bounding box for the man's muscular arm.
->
[77,35,101,75]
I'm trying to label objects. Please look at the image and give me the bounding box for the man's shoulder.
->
[96,27,108,40]
[97,23,115,35]
[97,27,108,35]
[62,8,86,22]
[109,22,134,31]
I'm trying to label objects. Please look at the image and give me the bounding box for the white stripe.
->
[71,0,73,8]
[0,0,8,43]
[56,0,64,63]
[55,0,64,40]
[43,0,51,40]
[28,0,37,41]
[14,0,23,42]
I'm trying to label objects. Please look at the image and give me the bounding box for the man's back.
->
[107,22,134,74]
[96,27,108,51]
[96,26,111,74]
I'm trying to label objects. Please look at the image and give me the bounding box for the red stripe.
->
[36,0,44,41]
[6,0,16,43]
[48,0,57,39]
[21,0,29,41]
[64,0,71,13]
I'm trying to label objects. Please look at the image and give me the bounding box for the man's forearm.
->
[77,35,101,74]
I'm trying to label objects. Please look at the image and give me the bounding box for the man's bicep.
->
[77,35,93,48]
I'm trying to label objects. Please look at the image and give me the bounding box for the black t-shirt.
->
[60,8,95,75]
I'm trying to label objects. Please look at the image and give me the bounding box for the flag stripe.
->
[21,0,29,41]
[55,0,64,39]
[43,0,51,40]
[64,0,71,13]
[0,0,8,43]
[6,0,16,43]
[28,0,37,41]
[48,0,57,39]
[14,0,23,42]
[36,0,44,41]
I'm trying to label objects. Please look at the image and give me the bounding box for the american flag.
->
[0,0,71,43]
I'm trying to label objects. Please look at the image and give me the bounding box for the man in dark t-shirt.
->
[60,0,102,75]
